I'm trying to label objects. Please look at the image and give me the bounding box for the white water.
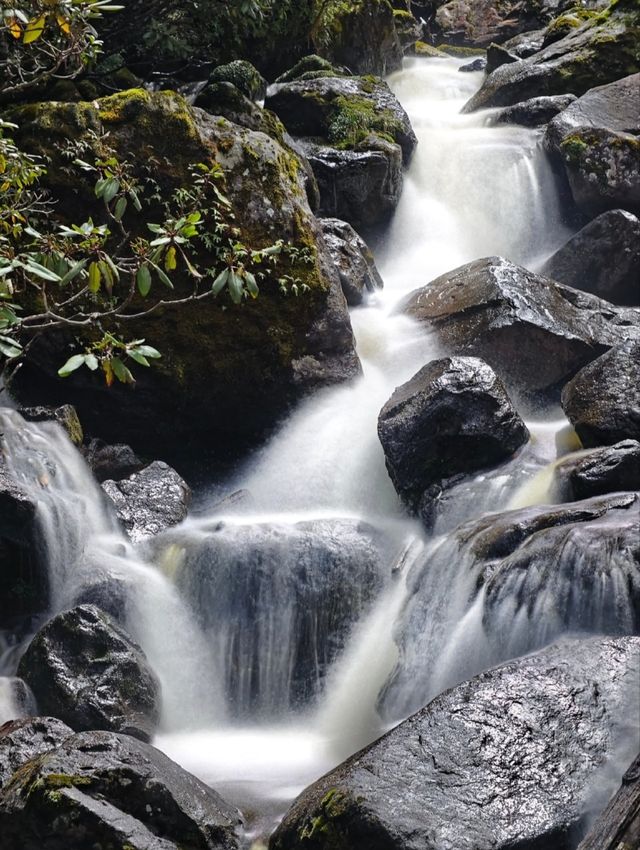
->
[2,58,628,847]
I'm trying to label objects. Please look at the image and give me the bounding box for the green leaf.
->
[133,344,161,359]
[22,261,61,283]
[114,196,127,221]
[111,356,134,384]
[88,261,101,293]
[211,268,229,295]
[0,335,22,359]
[128,350,150,366]
[245,271,259,298]
[228,270,243,304]
[136,264,152,297]
[150,263,173,289]
[84,353,99,371]
[129,188,142,211]
[58,354,86,377]
[58,258,89,287]
[102,177,120,204]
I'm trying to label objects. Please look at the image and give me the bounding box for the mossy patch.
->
[298,788,354,847]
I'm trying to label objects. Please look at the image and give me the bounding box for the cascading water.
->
[2,57,634,847]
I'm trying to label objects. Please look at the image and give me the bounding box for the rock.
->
[275,55,351,84]
[553,440,640,500]
[81,437,145,482]
[163,518,391,715]
[485,41,521,72]
[270,636,640,850]
[298,137,404,229]
[0,730,241,850]
[385,492,640,716]
[265,74,417,163]
[463,2,640,112]
[413,42,449,58]
[433,0,549,48]
[0,717,73,788]
[561,341,640,447]
[208,60,266,101]
[544,74,640,217]
[540,210,640,305]
[377,357,529,516]
[18,405,83,445]
[6,90,361,459]
[318,218,384,305]
[401,256,640,402]
[577,753,640,850]
[102,460,191,542]
[458,56,487,71]
[17,605,160,742]
[488,93,576,126]
[495,26,547,60]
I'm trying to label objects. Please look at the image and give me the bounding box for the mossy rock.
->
[276,55,350,84]
[414,42,449,58]
[209,59,267,102]
[6,90,359,460]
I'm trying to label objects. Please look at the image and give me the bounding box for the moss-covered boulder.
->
[545,74,640,217]
[6,89,360,459]
[208,60,267,101]
[463,0,640,111]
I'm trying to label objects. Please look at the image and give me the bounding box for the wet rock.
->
[485,41,521,73]
[270,635,640,850]
[545,74,640,217]
[81,437,145,482]
[318,218,384,305]
[163,518,391,716]
[540,210,640,305]
[18,405,83,445]
[489,93,576,126]
[102,460,191,542]
[463,3,640,112]
[378,356,529,515]
[0,730,241,850]
[459,56,487,72]
[553,440,640,501]
[401,256,640,402]
[275,55,351,84]
[432,0,559,48]
[0,717,73,788]
[577,752,640,850]
[299,138,404,229]
[208,60,266,101]
[562,341,640,447]
[17,604,160,742]
[494,26,547,62]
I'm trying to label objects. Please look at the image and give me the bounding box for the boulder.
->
[18,405,83,445]
[208,60,266,101]
[540,210,640,305]
[384,492,640,716]
[544,74,640,217]
[561,341,640,446]
[488,93,576,126]
[401,256,640,401]
[458,56,487,72]
[270,636,640,850]
[577,753,640,850]
[0,730,241,850]
[275,55,351,84]
[553,440,640,500]
[487,26,547,69]
[17,605,160,741]
[81,437,145,482]
[463,2,640,112]
[377,357,529,516]
[318,218,384,305]
[6,90,360,460]
[0,717,73,788]
[102,460,191,542]
[433,0,553,48]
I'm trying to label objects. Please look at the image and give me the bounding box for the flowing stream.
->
[2,58,631,847]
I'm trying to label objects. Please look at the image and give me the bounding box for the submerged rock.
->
[545,74,640,217]
[489,93,576,127]
[561,341,640,447]
[540,209,640,305]
[463,3,640,112]
[401,256,640,402]
[0,730,241,850]
[319,217,384,305]
[270,635,640,850]
[102,460,191,542]
[553,440,640,500]
[17,605,160,742]
[0,717,73,788]
[577,752,640,850]
[377,356,529,516]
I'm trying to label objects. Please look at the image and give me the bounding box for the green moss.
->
[298,788,353,847]
[414,41,448,57]
[435,44,487,57]
[43,773,93,789]
[328,94,402,148]
[209,60,266,101]
[561,133,590,162]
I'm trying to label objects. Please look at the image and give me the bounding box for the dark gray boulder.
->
[562,341,640,447]
[463,4,640,112]
[0,717,73,788]
[0,730,241,850]
[319,217,384,305]
[545,74,640,217]
[270,636,640,850]
[458,56,487,72]
[102,460,191,542]
[488,27,547,68]
[577,753,640,850]
[540,210,640,305]
[401,256,640,401]
[17,605,160,742]
[489,93,576,127]
[18,404,83,445]
[553,440,640,500]
[377,356,529,515]
[82,437,145,482]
